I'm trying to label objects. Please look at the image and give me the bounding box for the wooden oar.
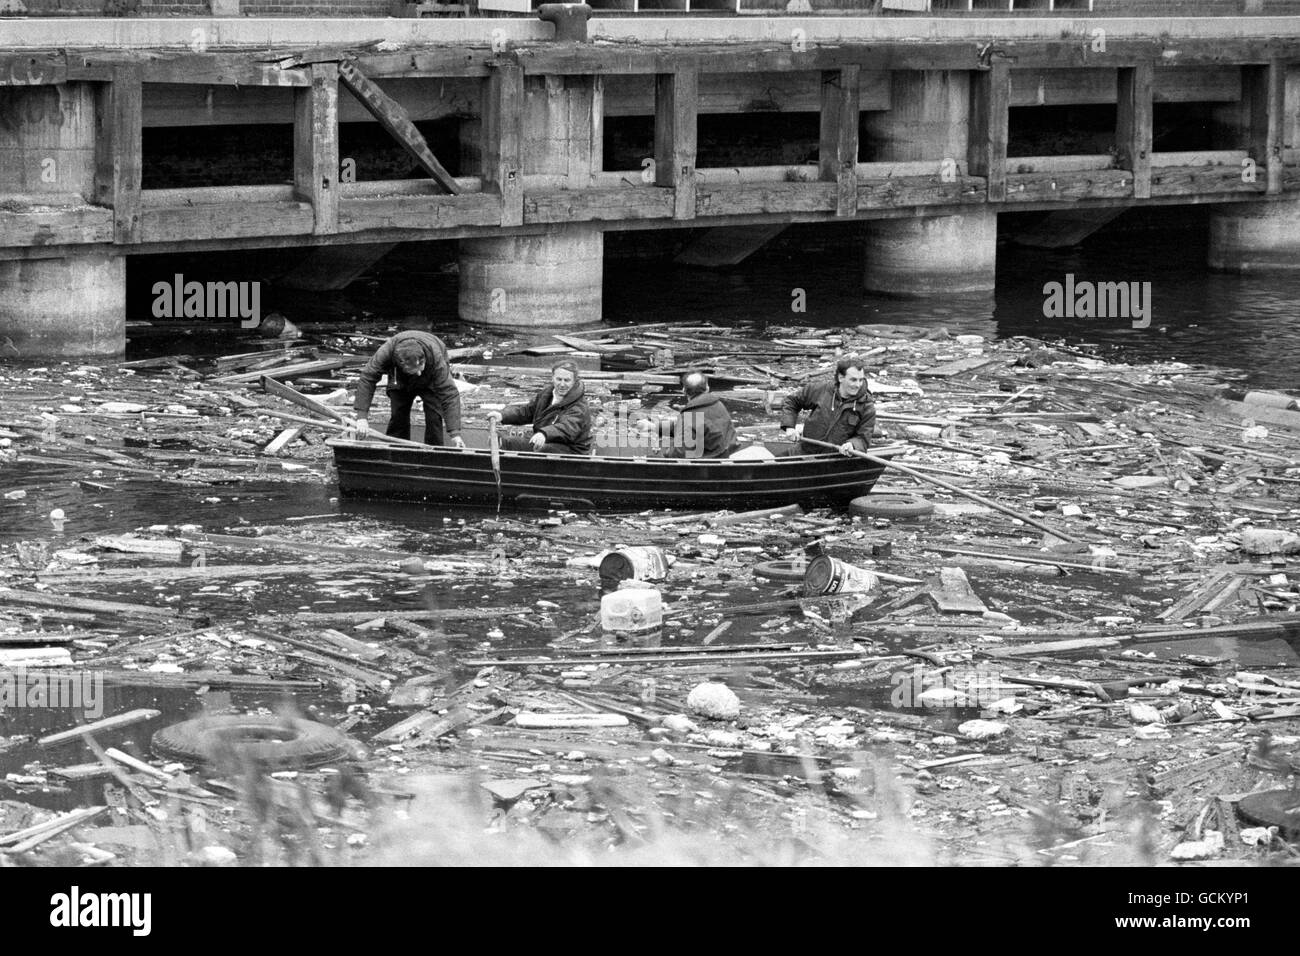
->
[489,418,503,513]
[800,437,1079,543]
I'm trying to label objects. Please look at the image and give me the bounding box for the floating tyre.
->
[849,494,934,518]
[752,559,808,582]
[1237,789,1300,836]
[152,715,355,771]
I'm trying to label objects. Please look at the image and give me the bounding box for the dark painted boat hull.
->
[328,439,888,511]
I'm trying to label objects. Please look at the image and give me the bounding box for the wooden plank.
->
[819,66,861,217]
[0,589,179,620]
[93,65,143,244]
[338,193,502,232]
[1003,169,1134,203]
[0,53,68,87]
[1243,60,1287,195]
[930,567,988,614]
[210,357,358,384]
[293,62,340,235]
[1116,62,1154,200]
[857,175,986,209]
[1149,164,1267,197]
[483,62,524,227]
[524,187,674,224]
[38,708,162,748]
[259,374,349,423]
[968,59,1009,203]
[337,59,460,195]
[141,201,315,244]
[694,182,837,217]
[655,69,699,221]
[0,206,114,248]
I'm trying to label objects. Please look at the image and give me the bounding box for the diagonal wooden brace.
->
[338,58,461,195]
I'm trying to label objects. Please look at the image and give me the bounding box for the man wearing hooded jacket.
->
[488,360,593,455]
[779,355,875,456]
[350,330,465,448]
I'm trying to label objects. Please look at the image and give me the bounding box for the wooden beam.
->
[483,62,524,227]
[968,60,1010,203]
[0,53,68,86]
[293,62,340,235]
[1116,62,1154,200]
[337,59,460,195]
[1243,60,1287,195]
[819,66,860,217]
[654,69,698,221]
[93,64,143,245]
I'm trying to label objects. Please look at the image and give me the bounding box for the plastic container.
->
[600,587,663,635]
[598,546,669,590]
[802,555,879,596]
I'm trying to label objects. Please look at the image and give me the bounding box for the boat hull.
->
[329,440,888,511]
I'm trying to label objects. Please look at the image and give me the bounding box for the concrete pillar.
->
[458,76,604,327]
[1207,66,1300,272]
[1208,202,1300,272]
[0,85,126,358]
[862,71,997,295]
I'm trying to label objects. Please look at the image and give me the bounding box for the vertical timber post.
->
[968,59,1008,204]
[1243,59,1285,195]
[94,65,142,245]
[818,66,860,217]
[484,61,524,227]
[655,67,698,221]
[1116,61,1153,200]
[293,62,339,236]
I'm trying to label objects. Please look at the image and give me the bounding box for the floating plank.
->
[917,356,1004,378]
[210,358,358,385]
[514,713,630,729]
[263,427,303,456]
[929,567,988,614]
[0,807,108,854]
[0,588,179,619]
[38,708,162,748]
[338,59,460,195]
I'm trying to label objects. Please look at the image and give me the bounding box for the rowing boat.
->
[329,434,893,511]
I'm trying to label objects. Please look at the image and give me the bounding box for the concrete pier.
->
[0,85,126,357]
[458,76,604,327]
[1208,202,1300,272]
[862,71,997,296]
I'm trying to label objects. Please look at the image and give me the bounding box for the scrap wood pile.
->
[2,318,1300,864]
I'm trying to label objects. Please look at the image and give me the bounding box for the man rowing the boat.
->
[779,355,875,456]
[651,372,739,459]
[487,360,594,455]
[350,330,465,448]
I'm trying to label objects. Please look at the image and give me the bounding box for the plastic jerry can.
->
[600,587,663,635]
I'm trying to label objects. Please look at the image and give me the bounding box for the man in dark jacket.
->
[351,330,465,447]
[779,355,875,455]
[488,361,593,455]
[661,372,738,459]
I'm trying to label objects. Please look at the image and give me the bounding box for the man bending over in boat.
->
[779,355,875,456]
[350,330,465,448]
[649,372,739,458]
[487,360,594,455]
